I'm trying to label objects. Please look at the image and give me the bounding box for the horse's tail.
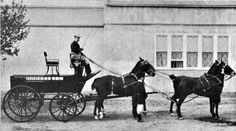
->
[169,74,176,80]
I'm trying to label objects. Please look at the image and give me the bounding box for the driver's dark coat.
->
[71,41,82,53]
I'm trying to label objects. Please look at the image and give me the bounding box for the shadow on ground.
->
[196,116,236,126]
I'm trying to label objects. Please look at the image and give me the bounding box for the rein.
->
[155,70,171,76]
[84,55,123,77]
[84,55,152,89]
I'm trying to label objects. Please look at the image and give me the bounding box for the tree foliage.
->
[1,0,30,60]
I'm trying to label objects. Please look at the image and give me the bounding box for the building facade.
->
[1,0,236,92]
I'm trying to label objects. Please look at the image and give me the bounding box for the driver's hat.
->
[74,34,81,38]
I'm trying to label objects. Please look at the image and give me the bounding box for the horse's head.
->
[216,61,236,81]
[131,57,156,77]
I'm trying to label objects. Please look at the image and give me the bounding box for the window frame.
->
[154,33,230,70]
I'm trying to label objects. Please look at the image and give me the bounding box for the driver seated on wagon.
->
[70,34,97,77]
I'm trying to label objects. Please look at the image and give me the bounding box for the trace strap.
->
[144,83,176,103]
[144,83,199,104]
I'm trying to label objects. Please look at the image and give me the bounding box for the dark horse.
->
[91,57,156,122]
[169,60,236,119]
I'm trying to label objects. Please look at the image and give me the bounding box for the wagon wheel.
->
[2,85,42,122]
[49,93,77,122]
[69,93,86,116]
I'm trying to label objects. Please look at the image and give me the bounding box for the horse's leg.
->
[132,95,138,119]
[136,94,146,122]
[209,98,216,117]
[101,103,106,116]
[215,103,220,119]
[176,96,186,119]
[94,99,99,119]
[215,95,221,119]
[132,104,138,119]
[98,98,105,119]
[93,102,97,116]
[170,95,178,115]
[143,101,147,117]
[94,96,103,120]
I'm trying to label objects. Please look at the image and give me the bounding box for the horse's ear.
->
[139,57,144,61]
[215,60,219,64]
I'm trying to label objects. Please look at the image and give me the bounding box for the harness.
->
[199,74,222,92]
[110,73,144,95]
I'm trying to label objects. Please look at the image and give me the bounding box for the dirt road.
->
[1,94,236,131]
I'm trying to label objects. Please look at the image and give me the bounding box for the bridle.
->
[221,65,236,81]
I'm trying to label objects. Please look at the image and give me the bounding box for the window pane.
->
[156,35,167,51]
[202,52,213,67]
[187,36,198,52]
[202,36,213,52]
[172,52,182,59]
[218,36,228,52]
[156,52,167,67]
[217,52,228,63]
[187,52,198,67]
[172,35,183,51]
[171,61,183,68]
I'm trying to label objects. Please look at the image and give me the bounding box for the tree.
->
[1,0,30,60]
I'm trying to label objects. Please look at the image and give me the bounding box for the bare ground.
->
[1,93,236,131]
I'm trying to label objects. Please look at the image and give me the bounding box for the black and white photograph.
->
[1,0,236,130]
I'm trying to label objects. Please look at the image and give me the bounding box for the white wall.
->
[1,0,236,92]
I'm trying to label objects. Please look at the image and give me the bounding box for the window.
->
[171,36,183,68]
[156,52,167,67]
[156,35,167,67]
[155,34,229,69]
[187,36,198,67]
[217,36,228,63]
[187,52,198,67]
[218,52,228,63]
[202,52,213,67]
[202,36,213,67]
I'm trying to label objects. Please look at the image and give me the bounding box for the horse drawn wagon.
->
[2,74,94,122]
[1,52,101,122]
[1,51,157,122]
[2,51,235,123]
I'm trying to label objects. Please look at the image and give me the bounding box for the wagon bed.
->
[10,75,85,93]
[2,74,91,122]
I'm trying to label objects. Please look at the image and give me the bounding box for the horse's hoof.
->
[99,112,104,119]
[103,112,106,117]
[178,117,184,120]
[94,115,99,120]
[94,116,99,120]
[143,113,147,117]
[170,113,175,117]
[214,116,221,120]
[138,119,144,122]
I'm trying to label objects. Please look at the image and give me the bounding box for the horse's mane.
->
[131,61,142,73]
[207,61,219,75]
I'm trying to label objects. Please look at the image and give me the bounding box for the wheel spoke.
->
[52,108,61,114]
[62,110,65,120]
[27,101,39,110]
[65,108,74,114]
[25,103,34,115]
[56,110,63,118]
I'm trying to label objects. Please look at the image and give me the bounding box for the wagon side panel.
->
[10,75,85,93]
